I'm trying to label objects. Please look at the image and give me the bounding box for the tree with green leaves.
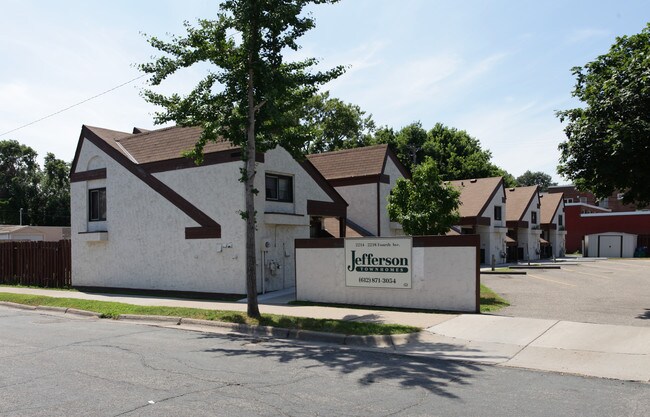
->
[516,170,556,191]
[36,153,71,226]
[303,91,375,153]
[387,157,460,235]
[372,121,516,185]
[140,0,343,318]
[0,140,41,225]
[557,23,650,206]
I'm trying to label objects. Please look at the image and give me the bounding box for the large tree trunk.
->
[245,55,260,319]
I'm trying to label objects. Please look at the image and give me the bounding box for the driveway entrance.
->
[482,259,650,327]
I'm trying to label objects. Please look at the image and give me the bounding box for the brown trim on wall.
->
[299,159,348,206]
[385,146,411,179]
[70,168,107,183]
[141,150,264,174]
[506,220,529,228]
[347,219,374,237]
[376,181,381,236]
[327,174,383,187]
[477,178,505,218]
[339,217,347,238]
[475,239,480,313]
[70,130,86,175]
[307,200,346,218]
[458,216,491,226]
[185,226,221,239]
[295,238,344,249]
[79,125,221,239]
[413,234,480,248]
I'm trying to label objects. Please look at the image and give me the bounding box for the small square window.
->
[89,188,106,221]
[494,206,502,221]
[265,174,293,203]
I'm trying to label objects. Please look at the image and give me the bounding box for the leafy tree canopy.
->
[140,0,343,317]
[557,23,650,206]
[387,157,460,235]
[0,141,70,226]
[516,170,557,191]
[303,91,375,153]
[371,121,516,184]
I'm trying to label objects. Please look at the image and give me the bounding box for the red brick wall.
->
[564,205,650,253]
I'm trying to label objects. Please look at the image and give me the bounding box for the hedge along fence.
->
[0,240,71,288]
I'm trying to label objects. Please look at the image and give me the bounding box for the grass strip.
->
[479,284,510,313]
[0,292,419,335]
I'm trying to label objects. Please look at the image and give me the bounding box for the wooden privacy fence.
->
[0,240,71,288]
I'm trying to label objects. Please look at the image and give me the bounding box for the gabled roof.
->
[448,177,504,218]
[86,125,236,165]
[506,186,539,222]
[540,192,564,225]
[306,144,409,181]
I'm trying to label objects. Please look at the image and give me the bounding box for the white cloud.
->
[566,28,612,44]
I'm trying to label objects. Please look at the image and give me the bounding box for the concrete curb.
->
[36,306,68,313]
[118,314,181,325]
[0,303,420,350]
[511,265,562,269]
[66,308,102,318]
[481,271,527,275]
[178,317,415,347]
[0,301,37,310]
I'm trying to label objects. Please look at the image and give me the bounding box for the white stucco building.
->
[506,186,543,262]
[307,145,409,237]
[539,192,567,258]
[449,177,508,264]
[70,125,347,295]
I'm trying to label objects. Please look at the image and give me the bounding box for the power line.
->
[0,74,147,138]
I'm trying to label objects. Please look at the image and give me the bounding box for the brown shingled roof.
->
[506,186,539,222]
[540,192,564,224]
[84,125,133,158]
[87,125,237,164]
[448,177,503,218]
[306,145,389,180]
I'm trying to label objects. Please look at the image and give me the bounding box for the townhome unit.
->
[539,192,567,258]
[307,144,409,237]
[505,186,542,262]
[448,177,508,264]
[70,125,347,295]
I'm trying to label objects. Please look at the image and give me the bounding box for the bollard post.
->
[491,254,496,271]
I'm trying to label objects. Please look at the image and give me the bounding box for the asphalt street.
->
[482,259,650,326]
[1,307,648,417]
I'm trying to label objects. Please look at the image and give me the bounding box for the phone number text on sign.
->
[344,237,412,289]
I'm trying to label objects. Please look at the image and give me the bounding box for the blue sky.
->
[1,1,648,182]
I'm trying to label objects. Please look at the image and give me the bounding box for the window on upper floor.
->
[558,214,563,226]
[531,211,537,224]
[494,205,502,221]
[89,188,106,221]
[564,198,573,203]
[265,174,293,203]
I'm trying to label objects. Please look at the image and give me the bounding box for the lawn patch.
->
[480,284,509,313]
[0,292,419,335]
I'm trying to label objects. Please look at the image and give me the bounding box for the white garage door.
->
[599,235,622,258]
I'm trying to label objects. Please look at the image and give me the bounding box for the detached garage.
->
[585,232,637,258]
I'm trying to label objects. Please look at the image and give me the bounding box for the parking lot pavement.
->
[481,259,650,327]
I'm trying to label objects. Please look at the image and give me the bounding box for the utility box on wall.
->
[295,235,480,313]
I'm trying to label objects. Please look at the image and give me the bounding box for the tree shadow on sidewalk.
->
[637,309,650,320]
[198,333,488,399]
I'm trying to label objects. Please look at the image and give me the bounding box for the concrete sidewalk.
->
[1,287,649,383]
